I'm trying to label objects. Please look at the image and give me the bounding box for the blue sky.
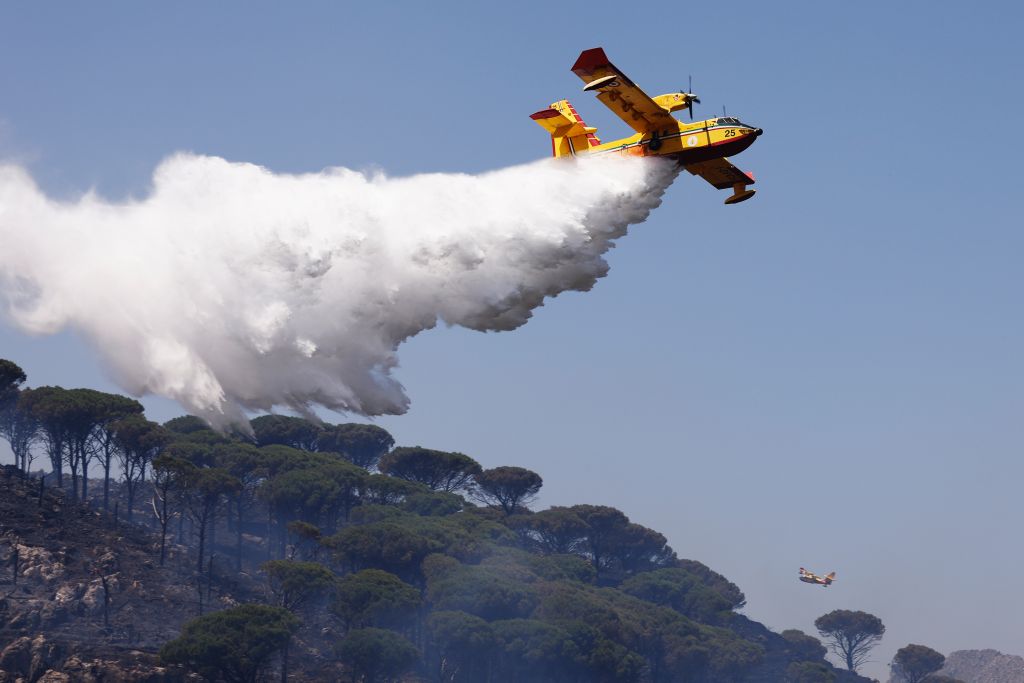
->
[2,2,1022,678]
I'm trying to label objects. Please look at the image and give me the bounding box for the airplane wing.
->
[684,157,756,190]
[571,48,677,135]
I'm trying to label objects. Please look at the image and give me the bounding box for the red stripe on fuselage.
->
[564,101,601,145]
[710,130,748,145]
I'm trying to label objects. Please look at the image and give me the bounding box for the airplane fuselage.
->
[582,117,762,164]
[799,574,833,586]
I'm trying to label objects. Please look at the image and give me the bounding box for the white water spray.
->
[0,154,677,425]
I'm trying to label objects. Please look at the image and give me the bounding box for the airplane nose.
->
[753,128,763,136]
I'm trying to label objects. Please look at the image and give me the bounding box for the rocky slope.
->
[939,649,1024,683]
[0,466,257,682]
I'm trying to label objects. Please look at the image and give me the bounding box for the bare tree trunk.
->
[103,455,111,513]
[80,451,89,502]
[159,521,168,566]
[153,494,170,567]
[49,443,63,488]
[278,518,287,559]
[69,463,79,503]
[266,507,274,562]
[196,513,207,574]
[209,513,217,559]
[206,555,215,605]
[100,574,110,627]
[236,498,244,572]
[127,480,136,522]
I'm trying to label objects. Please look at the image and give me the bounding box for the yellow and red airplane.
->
[532,47,763,204]
[799,567,836,587]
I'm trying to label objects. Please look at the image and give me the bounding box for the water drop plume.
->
[0,154,678,425]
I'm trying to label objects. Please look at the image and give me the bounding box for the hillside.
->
[0,465,267,681]
[939,649,1024,683]
[0,363,876,682]
[0,460,868,683]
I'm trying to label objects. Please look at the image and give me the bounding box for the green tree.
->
[361,474,420,505]
[212,442,269,570]
[708,638,764,682]
[181,466,242,572]
[336,627,419,683]
[329,522,440,582]
[402,490,463,517]
[261,461,366,544]
[250,414,321,451]
[261,558,333,683]
[263,559,336,612]
[18,387,141,502]
[621,567,741,622]
[786,661,836,683]
[0,359,26,401]
[1,396,38,472]
[472,466,543,515]
[112,415,169,519]
[891,644,945,683]
[614,523,676,574]
[159,604,299,683]
[261,466,336,525]
[163,415,212,435]
[165,439,217,467]
[319,423,395,470]
[0,360,36,472]
[490,619,581,683]
[287,520,323,561]
[378,446,481,492]
[151,454,189,566]
[781,629,827,661]
[425,610,496,683]
[814,609,885,673]
[521,507,588,554]
[19,387,78,496]
[66,388,141,503]
[332,568,421,632]
[562,621,646,683]
[19,387,69,485]
[568,504,635,576]
[426,561,538,621]
[89,392,145,512]
[674,560,746,610]
[557,504,677,579]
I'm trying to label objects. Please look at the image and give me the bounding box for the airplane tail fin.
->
[530,99,601,157]
[825,572,836,583]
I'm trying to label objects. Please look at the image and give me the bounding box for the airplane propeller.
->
[684,75,700,120]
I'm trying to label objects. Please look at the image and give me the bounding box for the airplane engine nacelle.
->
[652,93,690,113]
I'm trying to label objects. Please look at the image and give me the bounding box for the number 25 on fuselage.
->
[531,47,763,204]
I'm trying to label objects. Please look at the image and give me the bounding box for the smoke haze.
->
[0,154,678,425]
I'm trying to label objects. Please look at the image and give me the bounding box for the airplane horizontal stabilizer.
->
[530,108,588,138]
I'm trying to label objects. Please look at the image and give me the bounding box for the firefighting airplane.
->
[531,47,763,204]
[799,568,836,587]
